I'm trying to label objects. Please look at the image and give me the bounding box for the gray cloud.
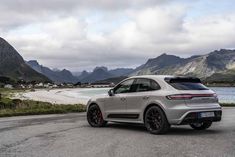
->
[0,0,167,27]
[1,0,235,71]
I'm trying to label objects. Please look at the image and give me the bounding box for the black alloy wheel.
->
[87,104,107,127]
[145,106,170,134]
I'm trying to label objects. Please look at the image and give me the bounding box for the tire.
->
[144,106,170,134]
[190,122,212,130]
[87,104,107,127]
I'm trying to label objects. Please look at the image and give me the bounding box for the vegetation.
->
[204,69,235,86]
[220,103,235,107]
[0,98,86,117]
[0,88,86,117]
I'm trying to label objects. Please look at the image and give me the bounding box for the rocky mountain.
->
[205,69,235,83]
[78,67,133,83]
[94,76,128,85]
[79,67,114,83]
[27,60,78,83]
[76,70,90,81]
[0,37,50,82]
[72,71,82,77]
[130,49,235,79]
[109,68,133,77]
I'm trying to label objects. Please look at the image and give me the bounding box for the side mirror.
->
[108,89,115,96]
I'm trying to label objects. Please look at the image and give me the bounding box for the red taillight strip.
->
[166,93,217,100]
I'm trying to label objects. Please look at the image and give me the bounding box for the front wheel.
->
[87,104,107,127]
[144,106,170,134]
[190,122,212,130]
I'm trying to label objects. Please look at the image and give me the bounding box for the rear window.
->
[165,77,208,90]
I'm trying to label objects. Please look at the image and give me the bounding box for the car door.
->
[104,79,135,119]
[125,78,161,120]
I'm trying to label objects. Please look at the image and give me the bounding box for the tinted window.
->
[135,79,161,92]
[165,77,208,90]
[114,79,134,94]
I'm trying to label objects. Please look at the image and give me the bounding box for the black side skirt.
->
[107,114,139,119]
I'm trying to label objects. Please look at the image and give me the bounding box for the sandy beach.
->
[14,88,110,105]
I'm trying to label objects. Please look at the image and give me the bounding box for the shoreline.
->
[0,88,234,118]
[5,87,235,105]
[12,88,110,105]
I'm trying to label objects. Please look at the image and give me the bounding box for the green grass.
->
[0,88,25,98]
[220,103,235,107]
[0,88,86,117]
[0,97,86,117]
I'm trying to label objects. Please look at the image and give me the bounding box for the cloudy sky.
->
[1,0,235,72]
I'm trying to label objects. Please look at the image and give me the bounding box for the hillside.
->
[80,67,114,83]
[109,68,133,77]
[27,60,78,83]
[205,70,235,83]
[94,76,128,85]
[130,49,235,80]
[0,37,50,82]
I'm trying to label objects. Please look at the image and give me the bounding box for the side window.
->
[114,79,134,94]
[135,79,160,92]
[150,80,161,90]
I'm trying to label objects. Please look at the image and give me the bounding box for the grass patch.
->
[220,103,235,107]
[0,88,86,117]
[0,88,25,98]
[0,98,86,117]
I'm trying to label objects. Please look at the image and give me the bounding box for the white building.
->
[4,84,13,89]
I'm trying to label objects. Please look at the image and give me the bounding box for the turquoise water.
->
[210,87,235,103]
[77,87,235,103]
[78,88,110,96]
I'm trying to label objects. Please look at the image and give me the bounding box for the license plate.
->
[199,112,215,118]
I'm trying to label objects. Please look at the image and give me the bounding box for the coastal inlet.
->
[14,87,235,105]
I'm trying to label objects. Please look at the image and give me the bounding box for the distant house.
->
[52,84,58,88]
[4,84,13,89]
[19,84,26,89]
[35,83,44,87]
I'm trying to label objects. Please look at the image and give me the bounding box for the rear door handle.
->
[143,96,149,100]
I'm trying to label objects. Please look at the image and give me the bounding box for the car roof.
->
[128,75,174,80]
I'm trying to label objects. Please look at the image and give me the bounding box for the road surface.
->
[0,108,235,157]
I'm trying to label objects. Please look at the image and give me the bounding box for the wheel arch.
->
[87,101,99,111]
[143,103,169,123]
[87,101,105,117]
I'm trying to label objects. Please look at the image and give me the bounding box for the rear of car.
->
[163,77,222,125]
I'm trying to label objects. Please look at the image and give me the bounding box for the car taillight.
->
[213,93,218,99]
[166,93,217,100]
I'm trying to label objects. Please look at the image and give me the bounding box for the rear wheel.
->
[87,104,107,127]
[144,106,170,134]
[190,122,212,130]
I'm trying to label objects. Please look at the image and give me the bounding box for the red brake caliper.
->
[98,111,103,123]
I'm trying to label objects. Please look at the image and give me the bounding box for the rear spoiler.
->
[164,77,202,83]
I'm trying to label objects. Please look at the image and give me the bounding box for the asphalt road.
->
[0,108,235,157]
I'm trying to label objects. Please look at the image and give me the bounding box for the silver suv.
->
[87,75,222,134]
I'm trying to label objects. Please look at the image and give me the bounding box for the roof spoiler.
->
[164,77,202,83]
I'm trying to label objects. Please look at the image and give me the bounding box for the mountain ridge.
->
[130,49,235,79]
[78,67,134,83]
[27,60,78,83]
[0,37,50,82]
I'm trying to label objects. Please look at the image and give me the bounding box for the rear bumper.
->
[166,105,222,125]
[179,110,222,125]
